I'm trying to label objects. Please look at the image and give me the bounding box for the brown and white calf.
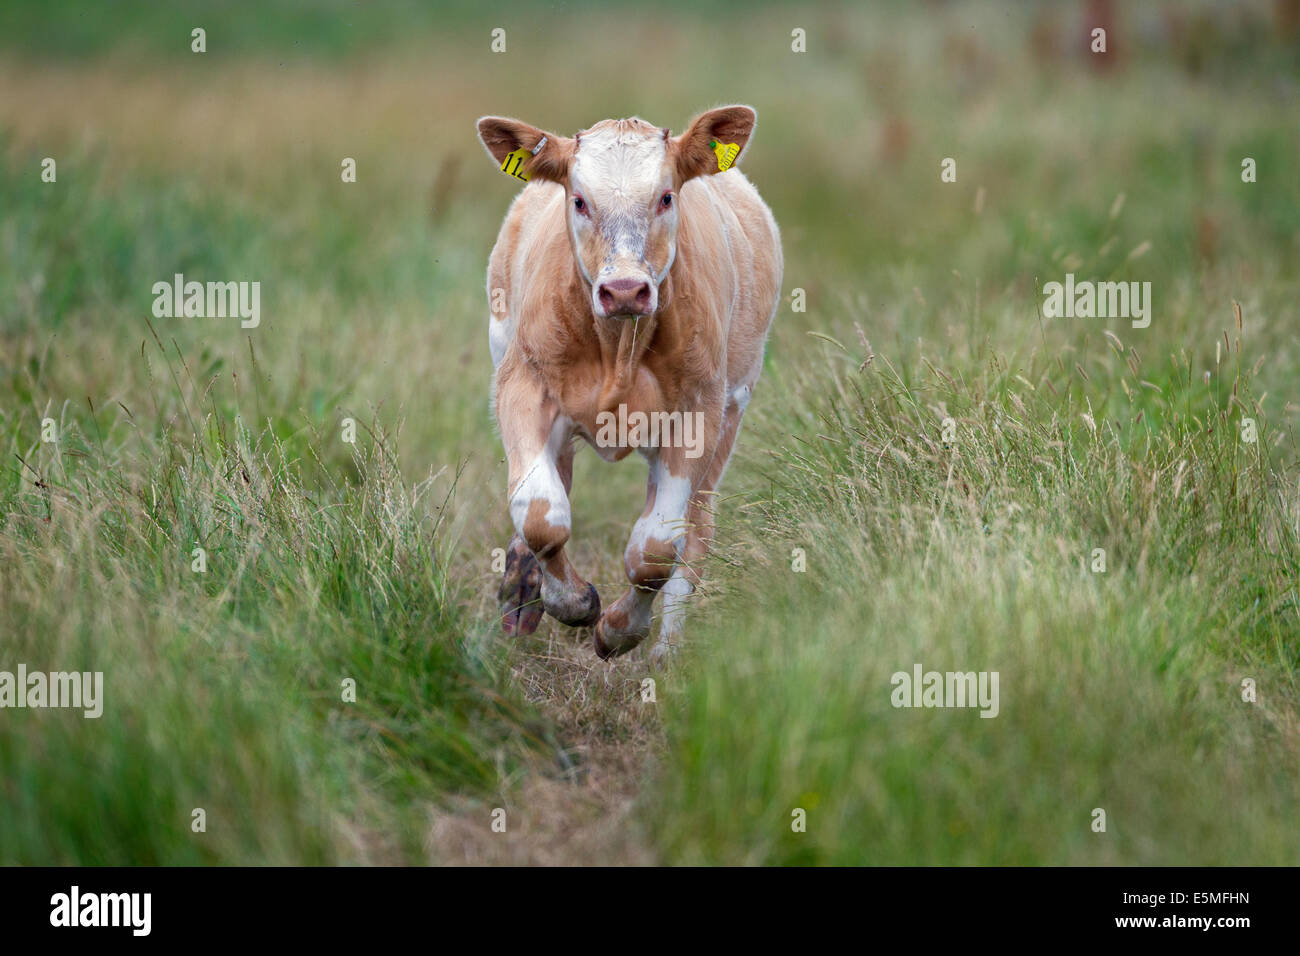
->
[476,106,782,660]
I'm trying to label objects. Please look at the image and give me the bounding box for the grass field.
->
[2,0,1299,864]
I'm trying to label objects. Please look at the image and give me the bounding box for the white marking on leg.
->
[658,565,693,642]
[628,460,693,558]
[508,416,572,538]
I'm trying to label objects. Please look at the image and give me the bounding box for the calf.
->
[477,106,783,659]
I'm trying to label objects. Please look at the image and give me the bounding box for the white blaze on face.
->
[567,120,677,318]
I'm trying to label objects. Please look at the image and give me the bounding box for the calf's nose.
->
[597,278,652,317]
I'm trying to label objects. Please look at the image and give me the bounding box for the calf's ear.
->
[671,105,757,183]
[476,116,575,183]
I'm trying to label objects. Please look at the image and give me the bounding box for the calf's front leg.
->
[497,369,600,629]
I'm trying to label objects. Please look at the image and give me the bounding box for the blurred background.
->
[2,0,1299,865]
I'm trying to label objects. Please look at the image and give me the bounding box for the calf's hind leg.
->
[651,388,749,661]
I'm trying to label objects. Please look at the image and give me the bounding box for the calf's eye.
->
[660,192,673,211]
[573,196,586,214]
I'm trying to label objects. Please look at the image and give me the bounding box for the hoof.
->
[593,613,650,660]
[498,535,543,635]
[648,639,679,667]
[546,581,602,628]
[502,599,544,636]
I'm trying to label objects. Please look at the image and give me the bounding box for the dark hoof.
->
[498,535,543,635]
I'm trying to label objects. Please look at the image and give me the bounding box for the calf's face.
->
[568,119,674,319]
[477,106,756,321]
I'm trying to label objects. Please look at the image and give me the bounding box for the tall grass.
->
[0,331,558,863]
[1,0,1299,864]
[650,305,1300,864]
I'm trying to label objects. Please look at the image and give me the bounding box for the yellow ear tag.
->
[500,147,532,181]
[710,139,740,172]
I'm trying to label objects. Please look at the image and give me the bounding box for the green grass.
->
[0,353,558,863]
[1,0,1299,864]
[650,316,1300,864]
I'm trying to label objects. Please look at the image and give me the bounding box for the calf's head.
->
[477,106,756,319]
